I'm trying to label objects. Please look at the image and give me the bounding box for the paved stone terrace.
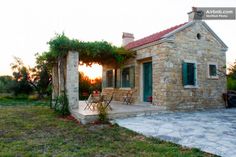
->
[72,101,166,124]
[115,108,236,157]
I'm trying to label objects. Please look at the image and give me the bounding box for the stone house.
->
[102,9,228,110]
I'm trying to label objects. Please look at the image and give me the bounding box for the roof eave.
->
[128,38,174,51]
[162,21,195,38]
[127,20,228,52]
[202,21,228,50]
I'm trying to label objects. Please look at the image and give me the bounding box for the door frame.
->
[140,60,153,102]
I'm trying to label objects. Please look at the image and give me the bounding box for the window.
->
[197,33,201,40]
[121,66,135,88]
[207,63,218,79]
[182,61,197,87]
[122,67,130,87]
[106,70,113,87]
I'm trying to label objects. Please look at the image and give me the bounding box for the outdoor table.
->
[89,94,103,111]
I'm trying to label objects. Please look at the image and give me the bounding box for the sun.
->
[79,64,102,79]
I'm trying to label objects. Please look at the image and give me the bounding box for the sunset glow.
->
[79,64,102,79]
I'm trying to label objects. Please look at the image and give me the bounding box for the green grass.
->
[0,99,217,157]
[0,96,49,106]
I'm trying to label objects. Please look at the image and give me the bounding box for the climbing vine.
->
[37,33,135,115]
[38,33,135,67]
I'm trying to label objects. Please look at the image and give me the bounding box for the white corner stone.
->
[66,51,79,110]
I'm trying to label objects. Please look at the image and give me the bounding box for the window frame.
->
[120,65,135,89]
[121,67,131,88]
[183,59,199,89]
[106,69,114,88]
[207,62,219,79]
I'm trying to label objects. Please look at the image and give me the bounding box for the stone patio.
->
[115,108,236,157]
[71,101,166,124]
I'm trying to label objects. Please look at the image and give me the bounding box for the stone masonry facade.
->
[102,21,227,110]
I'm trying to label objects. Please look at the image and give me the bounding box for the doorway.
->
[143,62,152,102]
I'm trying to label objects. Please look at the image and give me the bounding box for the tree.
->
[79,72,92,100]
[10,56,51,98]
[228,61,236,78]
[10,57,33,95]
[31,53,52,98]
[227,61,236,90]
[0,75,13,93]
[79,72,102,100]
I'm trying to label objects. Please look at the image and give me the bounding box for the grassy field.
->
[0,99,216,157]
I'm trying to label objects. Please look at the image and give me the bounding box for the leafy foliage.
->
[10,57,33,95]
[54,91,70,116]
[38,33,135,67]
[79,72,102,100]
[97,104,109,123]
[31,54,52,98]
[227,61,236,90]
[228,61,236,79]
[10,57,51,98]
[0,76,13,93]
[227,77,236,90]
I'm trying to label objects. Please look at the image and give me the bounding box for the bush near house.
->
[227,60,236,90]
[227,76,236,90]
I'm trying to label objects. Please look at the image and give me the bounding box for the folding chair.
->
[123,89,136,105]
[103,92,114,110]
[84,94,93,110]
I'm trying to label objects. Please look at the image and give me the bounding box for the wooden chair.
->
[123,89,137,105]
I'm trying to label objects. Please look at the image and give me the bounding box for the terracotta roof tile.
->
[125,22,188,50]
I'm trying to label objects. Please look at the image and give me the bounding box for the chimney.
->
[122,32,134,46]
[188,7,203,21]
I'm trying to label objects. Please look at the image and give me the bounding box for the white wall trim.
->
[119,87,132,90]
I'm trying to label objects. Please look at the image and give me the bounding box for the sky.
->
[0,0,235,77]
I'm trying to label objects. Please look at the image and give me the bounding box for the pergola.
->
[42,34,135,113]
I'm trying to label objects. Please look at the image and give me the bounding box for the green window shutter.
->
[194,63,197,86]
[121,67,130,87]
[106,70,113,87]
[102,80,106,88]
[116,69,121,88]
[112,69,115,88]
[182,62,188,86]
[102,71,106,88]
[130,66,135,88]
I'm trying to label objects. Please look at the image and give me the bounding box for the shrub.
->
[97,103,109,123]
[15,94,29,100]
[227,77,236,90]
[54,92,70,116]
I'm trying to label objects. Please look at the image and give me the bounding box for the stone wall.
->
[102,43,168,104]
[102,21,226,110]
[162,21,226,110]
[102,60,139,102]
